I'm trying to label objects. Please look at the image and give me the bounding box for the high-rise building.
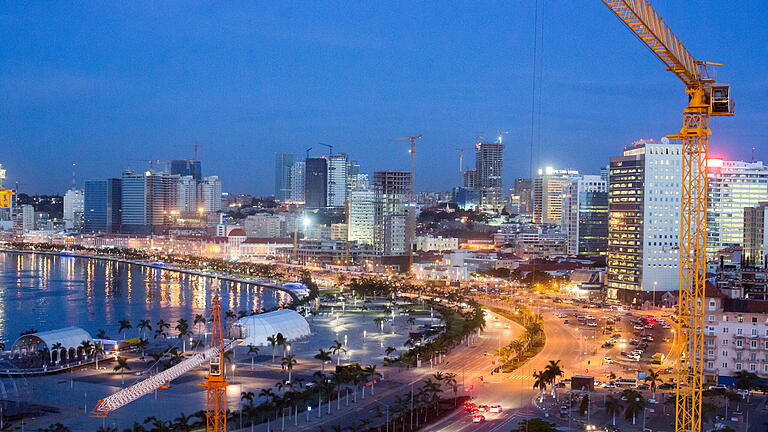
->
[121,170,177,234]
[274,153,294,202]
[348,186,376,245]
[607,139,682,304]
[200,176,222,213]
[289,161,306,203]
[514,178,533,214]
[463,169,478,190]
[346,159,361,191]
[84,178,122,233]
[170,160,202,181]
[21,204,35,232]
[475,141,504,211]
[374,171,411,255]
[243,213,283,238]
[305,158,328,210]
[744,202,768,266]
[532,167,580,225]
[327,153,348,208]
[707,159,768,255]
[562,175,608,255]
[63,189,84,230]
[176,175,198,214]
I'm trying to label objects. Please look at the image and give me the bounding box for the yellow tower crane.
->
[600,1,734,431]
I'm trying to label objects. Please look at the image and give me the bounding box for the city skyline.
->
[2,2,766,194]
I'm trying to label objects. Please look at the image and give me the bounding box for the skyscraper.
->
[327,153,348,208]
[200,176,222,213]
[274,153,294,202]
[290,161,306,203]
[170,160,202,181]
[348,184,375,245]
[475,141,504,211]
[63,189,84,230]
[707,159,768,255]
[84,178,122,233]
[305,158,328,210]
[607,139,681,303]
[176,175,198,214]
[373,171,411,255]
[744,202,768,266]
[561,175,608,255]
[532,167,580,225]
[121,170,176,234]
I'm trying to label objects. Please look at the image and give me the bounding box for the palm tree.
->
[241,391,255,407]
[373,317,385,334]
[267,335,278,363]
[444,372,459,406]
[734,370,758,391]
[281,354,297,383]
[330,340,347,366]
[118,319,132,340]
[605,395,622,426]
[79,340,94,360]
[247,344,260,369]
[193,314,206,337]
[113,356,131,385]
[385,346,397,358]
[314,349,332,372]
[156,319,170,333]
[364,364,382,395]
[93,342,106,369]
[96,329,108,339]
[276,333,287,356]
[172,412,193,431]
[51,342,64,364]
[175,318,190,351]
[533,371,547,401]
[543,360,564,399]
[622,389,644,424]
[137,319,152,340]
[645,369,663,399]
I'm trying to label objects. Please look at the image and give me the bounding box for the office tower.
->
[348,186,376,245]
[463,169,478,189]
[561,175,608,255]
[84,179,122,233]
[121,170,176,234]
[600,165,610,183]
[373,171,411,255]
[305,158,328,210]
[327,153,348,208]
[274,153,294,202]
[347,174,369,191]
[21,204,35,231]
[200,176,222,213]
[177,175,198,214]
[744,202,768,266]
[475,141,504,211]
[514,178,533,214]
[532,167,580,225]
[347,159,361,190]
[607,139,682,303]
[63,189,84,230]
[170,160,202,181]
[707,159,768,255]
[290,161,306,203]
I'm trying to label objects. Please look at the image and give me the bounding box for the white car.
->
[603,357,614,364]
[489,405,503,413]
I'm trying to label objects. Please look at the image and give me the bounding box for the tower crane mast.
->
[600,1,734,432]
[393,135,422,272]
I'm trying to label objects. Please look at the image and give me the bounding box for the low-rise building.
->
[415,236,458,252]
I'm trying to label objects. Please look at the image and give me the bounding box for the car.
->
[471,415,485,423]
[559,405,569,416]
[637,384,650,390]
[603,357,613,364]
[612,333,622,338]
[601,382,616,388]
[489,405,503,413]
[629,339,639,345]
[463,402,476,412]
[634,325,645,331]
[476,405,489,412]
[563,320,569,324]
[707,385,727,391]
[607,338,617,344]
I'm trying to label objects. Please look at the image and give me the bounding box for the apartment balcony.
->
[734,344,745,350]
[733,334,746,339]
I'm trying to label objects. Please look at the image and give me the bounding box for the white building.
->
[607,139,681,304]
[348,187,375,245]
[532,167,580,225]
[290,161,306,204]
[331,223,348,241]
[415,236,459,252]
[63,189,84,230]
[707,159,768,255]
[200,176,222,213]
[242,213,283,238]
[176,175,198,214]
[327,153,348,208]
[21,204,35,232]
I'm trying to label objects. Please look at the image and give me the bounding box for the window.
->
[708,315,715,322]
[753,317,758,323]
[738,316,744,323]
[709,299,716,311]
[737,328,743,335]
[752,328,758,336]
[737,340,743,347]
[736,363,743,371]
[707,361,714,369]
[723,339,729,345]
[723,363,728,368]
[750,364,756,372]
[724,328,729,333]
[763,364,768,373]
[722,350,728,357]
[752,340,758,348]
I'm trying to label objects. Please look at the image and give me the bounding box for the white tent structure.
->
[232,309,311,346]
[11,327,93,364]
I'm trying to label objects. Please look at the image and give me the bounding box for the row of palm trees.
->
[532,360,565,401]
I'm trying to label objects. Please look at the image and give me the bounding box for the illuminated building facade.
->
[532,167,580,225]
[707,159,768,256]
[607,139,681,304]
[562,175,608,255]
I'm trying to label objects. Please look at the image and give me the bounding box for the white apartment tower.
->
[607,139,682,304]
[176,175,198,214]
[327,154,348,208]
[348,186,376,245]
[290,161,306,203]
[200,176,222,213]
[532,167,580,225]
[63,189,84,230]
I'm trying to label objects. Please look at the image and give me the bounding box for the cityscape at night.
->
[0,2,767,432]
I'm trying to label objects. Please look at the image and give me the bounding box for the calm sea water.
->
[0,252,291,344]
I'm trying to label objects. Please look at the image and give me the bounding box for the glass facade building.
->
[84,178,122,233]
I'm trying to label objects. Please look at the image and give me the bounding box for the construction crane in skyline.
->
[0,164,12,209]
[319,142,333,156]
[601,1,734,431]
[305,147,313,159]
[393,135,422,272]
[456,148,464,182]
[201,292,228,431]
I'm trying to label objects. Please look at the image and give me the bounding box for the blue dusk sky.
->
[1,1,766,195]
